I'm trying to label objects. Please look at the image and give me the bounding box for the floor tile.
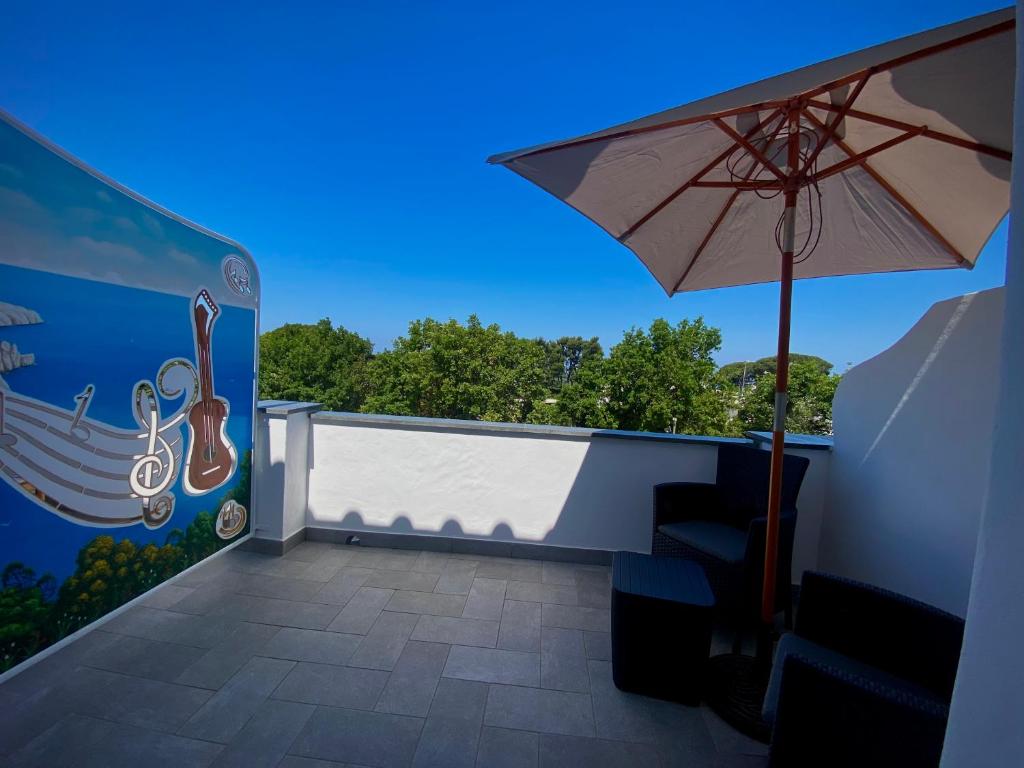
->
[277,757,353,768]
[179,656,296,743]
[348,611,419,670]
[386,590,467,617]
[327,587,394,634]
[79,630,207,683]
[175,622,281,689]
[260,626,362,665]
[211,594,343,630]
[484,685,594,737]
[282,541,338,563]
[444,645,540,687]
[298,554,349,583]
[313,567,374,605]
[539,628,587,694]
[474,560,542,582]
[211,699,315,768]
[412,714,480,768]
[103,606,240,648]
[290,706,423,768]
[462,578,507,620]
[365,569,440,592]
[141,583,196,609]
[7,713,223,768]
[541,603,610,632]
[541,562,578,586]
[272,661,389,709]
[497,600,542,652]
[235,573,325,602]
[69,666,213,734]
[538,733,661,768]
[476,726,539,768]
[505,581,577,606]
[575,580,610,609]
[429,677,489,721]
[375,641,450,717]
[411,615,500,648]
[582,631,611,661]
[434,561,478,595]
[701,707,769,757]
[412,551,451,574]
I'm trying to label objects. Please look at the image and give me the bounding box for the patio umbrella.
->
[489,7,1014,631]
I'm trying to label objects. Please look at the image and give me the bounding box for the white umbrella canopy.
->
[489,7,1014,295]
[489,8,1015,637]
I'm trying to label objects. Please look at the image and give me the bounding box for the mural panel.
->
[0,112,259,671]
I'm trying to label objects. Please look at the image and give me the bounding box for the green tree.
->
[259,319,373,411]
[540,336,603,391]
[736,357,841,435]
[719,354,834,389]
[0,563,56,672]
[603,318,729,434]
[362,316,549,422]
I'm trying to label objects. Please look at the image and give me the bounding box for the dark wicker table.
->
[611,551,715,705]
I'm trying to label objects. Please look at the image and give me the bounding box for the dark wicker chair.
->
[652,443,810,629]
[763,571,965,768]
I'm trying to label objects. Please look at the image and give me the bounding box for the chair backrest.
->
[715,443,810,526]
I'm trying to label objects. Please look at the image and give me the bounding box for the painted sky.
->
[0,0,1010,369]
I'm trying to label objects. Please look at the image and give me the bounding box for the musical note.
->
[69,385,94,441]
[130,383,176,528]
[0,390,16,447]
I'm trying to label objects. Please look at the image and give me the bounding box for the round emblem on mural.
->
[216,499,247,539]
[222,256,252,296]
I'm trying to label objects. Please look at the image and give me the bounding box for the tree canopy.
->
[258,315,840,437]
[259,319,373,411]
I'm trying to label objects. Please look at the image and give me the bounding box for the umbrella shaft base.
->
[705,653,772,744]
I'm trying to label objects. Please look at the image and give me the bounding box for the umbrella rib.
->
[803,109,965,263]
[499,18,1013,165]
[806,99,1012,161]
[618,109,783,242]
[798,18,1016,103]
[671,191,741,293]
[713,118,788,181]
[799,73,871,176]
[813,127,926,182]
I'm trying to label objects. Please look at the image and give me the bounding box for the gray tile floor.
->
[0,542,769,768]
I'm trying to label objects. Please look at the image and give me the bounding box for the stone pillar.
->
[941,8,1024,765]
[251,401,321,554]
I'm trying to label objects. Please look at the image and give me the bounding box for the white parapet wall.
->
[254,405,832,580]
[819,287,1005,616]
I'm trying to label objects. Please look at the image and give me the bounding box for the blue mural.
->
[0,112,259,670]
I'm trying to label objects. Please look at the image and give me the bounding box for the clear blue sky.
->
[0,0,1010,370]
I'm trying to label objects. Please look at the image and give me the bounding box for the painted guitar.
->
[183,289,237,495]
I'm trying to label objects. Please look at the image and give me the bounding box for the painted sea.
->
[0,263,256,584]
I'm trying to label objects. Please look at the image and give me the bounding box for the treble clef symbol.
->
[130,383,175,526]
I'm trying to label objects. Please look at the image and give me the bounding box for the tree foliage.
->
[258,316,840,437]
[362,316,549,423]
[259,319,373,411]
[1,563,56,670]
[603,318,730,434]
[736,358,841,435]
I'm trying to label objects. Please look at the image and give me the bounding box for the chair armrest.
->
[652,482,722,527]
[795,571,965,701]
[769,653,949,768]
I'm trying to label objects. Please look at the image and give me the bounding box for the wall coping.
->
[745,430,834,451]
[256,401,832,450]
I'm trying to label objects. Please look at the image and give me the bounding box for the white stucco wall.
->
[819,287,1005,616]
[942,4,1024,763]
[297,414,830,579]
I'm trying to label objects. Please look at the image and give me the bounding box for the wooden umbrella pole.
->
[761,107,801,627]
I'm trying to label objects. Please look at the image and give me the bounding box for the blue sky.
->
[0,0,1010,370]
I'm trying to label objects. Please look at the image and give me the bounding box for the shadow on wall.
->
[309,425,725,555]
[820,287,1005,615]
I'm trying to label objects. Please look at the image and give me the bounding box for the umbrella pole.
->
[758,109,800,659]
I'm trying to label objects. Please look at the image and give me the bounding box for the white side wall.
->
[300,415,830,579]
[942,4,1024,762]
[819,287,1005,616]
